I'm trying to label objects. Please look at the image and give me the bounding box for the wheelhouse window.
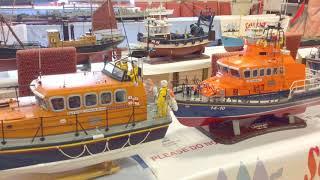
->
[103,63,126,81]
[85,93,97,107]
[279,67,284,74]
[266,68,272,76]
[222,66,229,74]
[36,95,48,110]
[273,68,278,75]
[68,95,81,110]
[115,90,127,103]
[252,69,258,77]
[244,70,251,78]
[101,92,112,105]
[50,97,65,111]
[259,69,265,76]
[230,69,240,77]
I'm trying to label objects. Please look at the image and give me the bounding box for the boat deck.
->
[0,103,171,151]
[173,85,290,106]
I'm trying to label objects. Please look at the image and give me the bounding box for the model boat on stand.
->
[172,24,320,144]
[47,0,125,64]
[0,58,177,171]
[132,9,215,59]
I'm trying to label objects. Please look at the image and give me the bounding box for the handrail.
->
[289,77,320,99]
[1,105,147,145]
[1,120,6,145]
[75,114,88,137]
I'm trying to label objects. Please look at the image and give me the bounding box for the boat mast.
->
[0,15,24,48]
[90,0,93,19]
[146,0,151,58]
[106,0,115,60]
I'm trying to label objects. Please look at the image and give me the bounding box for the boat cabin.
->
[200,30,305,97]
[30,62,144,113]
[47,29,96,48]
[144,18,171,36]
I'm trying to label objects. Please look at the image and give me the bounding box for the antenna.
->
[38,44,42,79]
[107,0,115,61]
[90,0,93,19]
[118,8,131,57]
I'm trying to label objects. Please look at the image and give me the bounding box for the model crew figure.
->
[172,24,320,144]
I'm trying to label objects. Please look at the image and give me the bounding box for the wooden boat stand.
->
[26,161,120,180]
[197,115,307,144]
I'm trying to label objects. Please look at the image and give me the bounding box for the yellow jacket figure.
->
[118,61,128,72]
[129,64,139,83]
[157,80,169,118]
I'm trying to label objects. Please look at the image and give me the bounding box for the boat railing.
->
[289,77,320,99]
[306,68,320,78]
[171,79,284,105]
[0,104,146,145]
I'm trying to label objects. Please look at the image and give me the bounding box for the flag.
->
[290,2,305,25]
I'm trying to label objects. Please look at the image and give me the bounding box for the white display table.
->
[136,105,320,180]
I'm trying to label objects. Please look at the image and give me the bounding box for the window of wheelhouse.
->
[50,97,65,112]
[266,68,272,76]
[252,69,258,77]
[115,89,127,103]
[244,70,251,78]
[85,93,97,107]
[35,95,48,110]
[222,66,229,74]
[273,67,278,75]
[101,91,112,105]
[259,69,265,76]
[279,67,284,74]
[230,69,240,78]
[68,95,81,110]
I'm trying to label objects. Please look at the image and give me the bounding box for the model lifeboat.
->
[0,59,175,171]
[173,25,320,127]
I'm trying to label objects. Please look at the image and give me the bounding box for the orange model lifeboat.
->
[173,25,320,127]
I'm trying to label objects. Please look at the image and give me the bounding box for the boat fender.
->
[175,42,179,46]
[183,41,187,45]
[192,40,196,44]
[200,38,203,42]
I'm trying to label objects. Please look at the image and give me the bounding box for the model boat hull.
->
[221,36,244,52]
[0,123,169,171]
[76,39,123,54]
[0,38,124,71]
[174,94,320,127]
[147,40,211,58]
[0,47,21,59]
